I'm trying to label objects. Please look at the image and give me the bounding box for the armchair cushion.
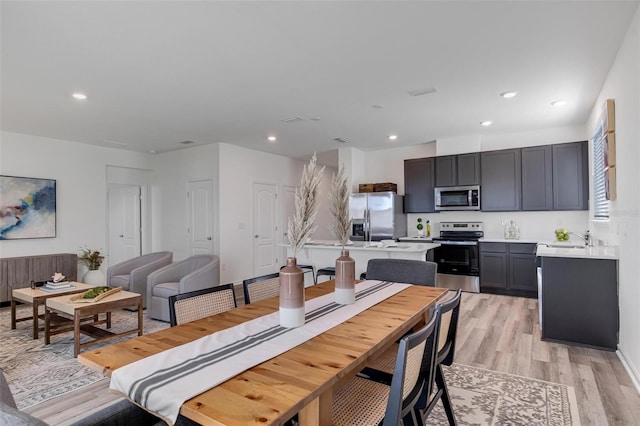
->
[152,282,180,299]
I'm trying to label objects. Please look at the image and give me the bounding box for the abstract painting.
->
[0,175,56,239]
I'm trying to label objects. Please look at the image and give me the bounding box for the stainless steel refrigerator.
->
[349,192,407,241]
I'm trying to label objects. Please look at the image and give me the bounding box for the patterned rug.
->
[428,363,581,425]
[0,304,169,409]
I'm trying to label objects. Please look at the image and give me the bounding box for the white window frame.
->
[592,124,610,220]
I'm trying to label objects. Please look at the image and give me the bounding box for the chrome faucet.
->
[571,230,592,247]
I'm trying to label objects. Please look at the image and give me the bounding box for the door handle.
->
[207,237,212,240]
[119,234,124,238]
[255,235,259,238]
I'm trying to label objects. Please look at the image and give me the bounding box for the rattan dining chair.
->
[242,272,280,304]
[332,305,441,426]
[360,289,462,425]
[168,284,236,327]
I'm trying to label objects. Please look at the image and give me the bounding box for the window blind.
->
[592,124,610,219]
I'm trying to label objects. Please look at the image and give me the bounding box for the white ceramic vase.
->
[83,269,105,285]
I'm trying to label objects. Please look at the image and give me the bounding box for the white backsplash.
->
[406,210,589,242]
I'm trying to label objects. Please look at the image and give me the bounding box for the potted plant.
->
[78,247,105,285]
[282,153,324,327]
[328,166,355,304]
[417,218,425,237]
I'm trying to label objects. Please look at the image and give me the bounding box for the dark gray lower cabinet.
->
[541,256,618,351]
[480,242,536,297]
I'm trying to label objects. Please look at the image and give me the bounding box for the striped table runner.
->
[109,280,410,425]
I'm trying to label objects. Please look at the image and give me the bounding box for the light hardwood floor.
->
[24,292,640,425]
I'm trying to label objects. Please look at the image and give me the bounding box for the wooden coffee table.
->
[45,289,143,357]
[11,282,96,339]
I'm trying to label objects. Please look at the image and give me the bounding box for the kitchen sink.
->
[545,243,586,249]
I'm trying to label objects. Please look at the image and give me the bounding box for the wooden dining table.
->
[78,280,448,426]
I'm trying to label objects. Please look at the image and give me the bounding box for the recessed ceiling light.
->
[551,100,567,107]
[268,136,277,142]
[500,91,518,99]
[388,135,398,141]
[481,121,493,126]
[72,92,87,100]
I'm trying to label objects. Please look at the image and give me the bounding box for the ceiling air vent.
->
[333,137,350,144]
[180,140,195,145]
[281,116,304,124]
[407,87,437,97]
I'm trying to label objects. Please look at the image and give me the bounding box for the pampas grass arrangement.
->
[329,166,350,248]
[288,153,325,257]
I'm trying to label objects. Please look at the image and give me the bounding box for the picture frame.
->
[0,175,57,240]
[605,166,616,201]
[603,132,616,167]
[601,99,615,134]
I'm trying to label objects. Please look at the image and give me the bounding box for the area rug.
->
[0,305,169,409]
[428,363,581,425]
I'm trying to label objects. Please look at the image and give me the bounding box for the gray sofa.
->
[107,252,173,309]
[147,255,220,322]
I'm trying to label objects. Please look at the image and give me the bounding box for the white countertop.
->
[302,240,440,253]
[536,243,619,260]
[480,238,539,243]
[398,236,433,242]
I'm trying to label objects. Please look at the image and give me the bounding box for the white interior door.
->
[253,182,278,277]
[188,179,214,255]
[108,185,141,266]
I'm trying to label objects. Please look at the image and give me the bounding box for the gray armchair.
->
[106,251,173,309]
[147,254,220,322]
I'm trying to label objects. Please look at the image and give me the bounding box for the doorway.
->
[187,179,214,255]
[108,184,142,267]
[253,182,278,276]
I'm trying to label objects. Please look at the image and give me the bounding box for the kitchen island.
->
[536,243,619,350]
[288,241,440,283]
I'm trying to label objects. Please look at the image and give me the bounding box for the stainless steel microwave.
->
[434,185,480,211]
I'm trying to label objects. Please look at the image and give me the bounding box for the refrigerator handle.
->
[366,209,371,242]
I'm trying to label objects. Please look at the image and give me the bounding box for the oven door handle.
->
[436,241,477,246]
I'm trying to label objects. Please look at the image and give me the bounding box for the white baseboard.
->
[617,348,640,394]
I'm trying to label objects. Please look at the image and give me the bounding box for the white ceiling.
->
[1,1,638,166]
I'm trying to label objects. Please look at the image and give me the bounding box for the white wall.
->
[0,131,154,277]
[364,143,436,195]
[586,8,640,389]
[217,144,334,284]
[152,143,221,261]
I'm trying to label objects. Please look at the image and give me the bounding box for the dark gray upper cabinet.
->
[457,153,481,185]
[552,141,588,210]
[480,149,522,211]
[404,157,436,213]
[521,145,553,211]
[435,153,480,187]
[435,155,457,187]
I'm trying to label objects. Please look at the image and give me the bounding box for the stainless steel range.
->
[432,221,484,293]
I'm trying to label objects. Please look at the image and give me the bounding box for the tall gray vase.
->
[279,257,305,327]
[335,249,355,304]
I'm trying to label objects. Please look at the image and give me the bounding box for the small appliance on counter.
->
[432,221,484,293]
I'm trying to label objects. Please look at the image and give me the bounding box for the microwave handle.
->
[468,191,472,206]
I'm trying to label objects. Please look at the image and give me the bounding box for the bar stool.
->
[315,266,335,283]
[281,264,315,284]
